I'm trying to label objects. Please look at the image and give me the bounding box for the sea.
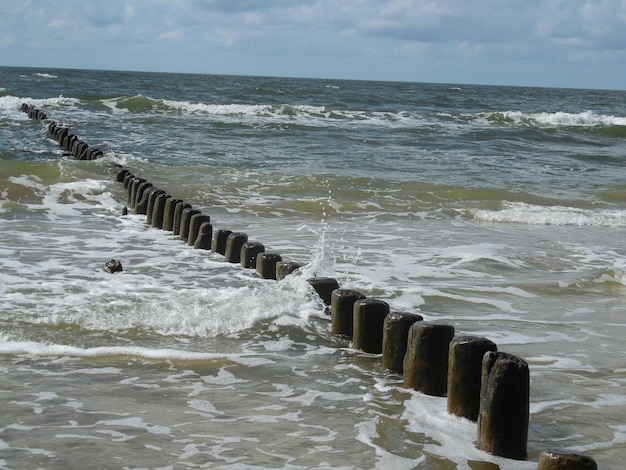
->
[1,66,625,469]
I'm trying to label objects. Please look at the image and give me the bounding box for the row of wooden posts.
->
[118,167,531,460]
[21,103,598,469]
[21,103,104,160]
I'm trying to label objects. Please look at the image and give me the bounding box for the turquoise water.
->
[1,66,626,469]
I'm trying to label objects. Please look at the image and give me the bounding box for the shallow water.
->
[1,66,626,468]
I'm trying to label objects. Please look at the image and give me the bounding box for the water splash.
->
[298,179,336,277]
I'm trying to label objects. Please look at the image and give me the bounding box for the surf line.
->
[19,103,598,468]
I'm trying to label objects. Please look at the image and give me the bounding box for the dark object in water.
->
[104,259,123,273]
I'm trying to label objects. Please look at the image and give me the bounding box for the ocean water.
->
[1,66,626,469]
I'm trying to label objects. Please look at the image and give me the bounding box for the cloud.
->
[191,0,308,14]
[4,1,624,54]
[456,41,483,57]
[0,35,15,47]
[537,0,626,48]
[0,0,625,88]
[396,41,431,58]
[157,30,183,42]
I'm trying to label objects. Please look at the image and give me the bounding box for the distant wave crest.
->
[33,72,58,79]
[0,94,81,114]
[103,94,329,118]
[484,110,626,128]
[99,94,422,127]
[97,95,626,132]
[471,202,626,227]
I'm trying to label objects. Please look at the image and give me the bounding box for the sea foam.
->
[0,335,272,365]
[471,202,626,227]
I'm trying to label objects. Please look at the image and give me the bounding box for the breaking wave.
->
[471,202,626,227]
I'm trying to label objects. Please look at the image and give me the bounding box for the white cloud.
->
[46,18,65,30]
[217,28,238,47]
[457,41,483,57]
[396,41,430,57]
[157,30,183,42]
[124,4,136,21]
[0,0,625,88]
[243,12,263,25]
[1,35,15,47]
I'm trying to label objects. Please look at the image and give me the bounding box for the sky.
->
[1,0,626,90]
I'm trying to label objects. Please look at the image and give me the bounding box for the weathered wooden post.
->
[381,312,423,375]
[538,450,597,469]
[477,351,529,460]
[151,192,168,229]
[162,198,181,231]
[352,299,389,354]
[193,222,213,250]
[179,208,201,242]
[241,242,265,268]
[187,214,211,246]
[447,335,497,421]
[212,229,233,255]
[330,288,366,338]
[225,232,248,262]
[403,321,455,396]
[256,252,282,279]
[146,188,165,223]
[134,181,153,213]
[276,261,302,280]
[308,277,339,308]
[172,201,192,235]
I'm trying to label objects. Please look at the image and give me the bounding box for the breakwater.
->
[18,102,599,468]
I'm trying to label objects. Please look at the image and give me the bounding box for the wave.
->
[165,100,329,118]
[480,110,626,128]
[470,202,626,227]
[33,72,58,79]
[100,94,626,132]
[595,267,626,287]
[0,335,270,365]
[0,94,81,115]
[98,94,430,128]
[9,89,624,135]
[102,94,333,118]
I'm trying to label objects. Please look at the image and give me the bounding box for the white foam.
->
[96,95,433,129]
[529,110,626,127]
[162,100,326,117]
[3,175,119,221]
[483,110,626,127]
[595,267,626,286]
[0,336,278,366]
[55,434,103,441]
[33,73,58,79]
[572,424,626,453]
[202,367,246,385]
[355,417,427,469]
[7,175,46,190]
[0,94,80,114]
[527,354,597,372]
[471,202,626,227]
[96,417,171,435]
[402,391,535,469]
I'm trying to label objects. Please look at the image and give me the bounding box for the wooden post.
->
[330,289,366,338]
[403,321,455,396]
[382,312,423,374]
[352,299,389,354]
[477,351,529,460]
